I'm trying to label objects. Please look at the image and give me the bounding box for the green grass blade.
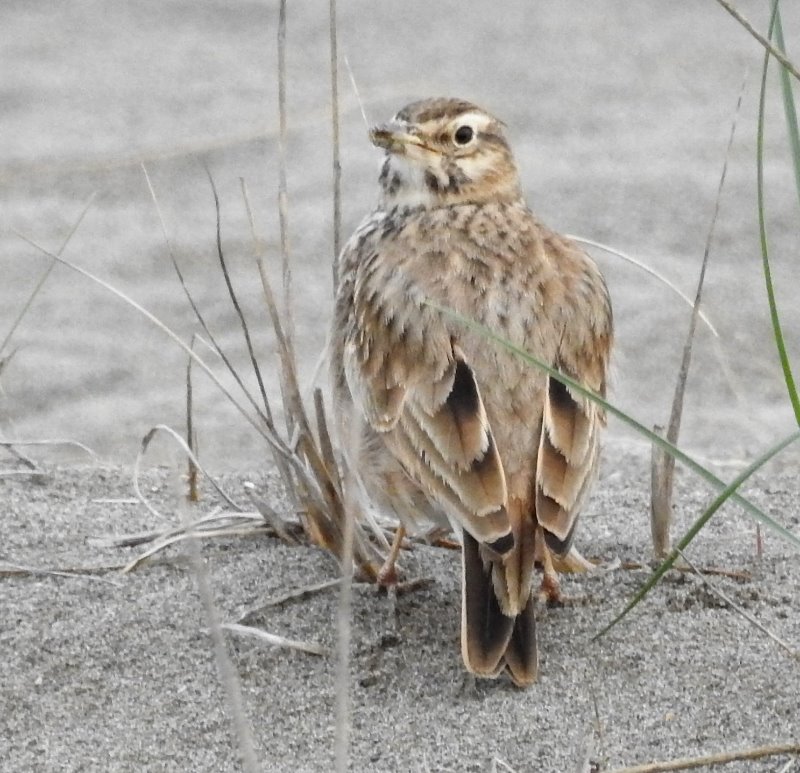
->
[430,302,800,549]
[758,0,800,424]
[593,427,800,640]
[774,5,800,209]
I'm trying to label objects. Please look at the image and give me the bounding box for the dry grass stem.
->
[204,167,273,421]
[277,0,294,347]
[243,480,300,545]
[221,623,328,657]
[0,469,46,478]
[329,0,342,290]
[567,235,718,337]
[334,440,356,773]
[177,485,261,773]
[313,387,341,493]
[650,72,747,558]
[134,424,242,518]
[607,742,800,772]
[13,232,279,446]
[713,0,800,82]
[186,335,199,502]
[490,758,518,773]
[237,578,341,623]
[239,177,299,500]
[0,560,124,585]
[615,560,751,582]
[143,165,275,431]
[0,441,38,470]
[122,525,271,574]
[677,548,799,660]
[343,55,371,130]
[650,424,673,558]
[0,438,97,461]
[92,510,265,550]
[255,255,385,580]
[1,193,96,356]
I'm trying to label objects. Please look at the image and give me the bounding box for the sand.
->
[2,453,799,772]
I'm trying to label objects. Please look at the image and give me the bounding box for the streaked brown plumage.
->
[330,97,613,686]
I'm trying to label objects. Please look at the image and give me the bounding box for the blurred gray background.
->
[2,0,799,470]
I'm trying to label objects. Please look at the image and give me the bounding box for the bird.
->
[330,97,613,687]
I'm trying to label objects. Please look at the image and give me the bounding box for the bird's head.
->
[370,98,522,209]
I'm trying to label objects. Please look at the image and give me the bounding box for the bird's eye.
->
[453,125,474,145]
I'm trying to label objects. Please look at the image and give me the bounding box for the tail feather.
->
[503,596,539,687]
[461,531,514,676]
[461,531,538,684]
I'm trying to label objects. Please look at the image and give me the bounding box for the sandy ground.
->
[2,2,800,771]
[2,456,799,772]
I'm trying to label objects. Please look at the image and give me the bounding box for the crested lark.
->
[330,97,613,687]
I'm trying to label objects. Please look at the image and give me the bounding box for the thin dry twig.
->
[221,622,328,657]
[677,548,799,660]
[606,743,800,772]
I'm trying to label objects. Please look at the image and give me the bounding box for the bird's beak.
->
[369,122,426,153]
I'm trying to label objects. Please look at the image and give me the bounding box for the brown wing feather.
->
[536,372,602,555]
[345,280,512,547]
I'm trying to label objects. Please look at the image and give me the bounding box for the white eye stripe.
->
[452,112,493,132]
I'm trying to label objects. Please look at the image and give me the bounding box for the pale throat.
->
[379,154,442,208]
[378,152,521,209]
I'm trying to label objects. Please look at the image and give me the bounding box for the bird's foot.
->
[376,525,407,587]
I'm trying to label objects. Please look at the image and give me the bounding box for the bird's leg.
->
[537,542,564,606]
[377,524,406,586]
